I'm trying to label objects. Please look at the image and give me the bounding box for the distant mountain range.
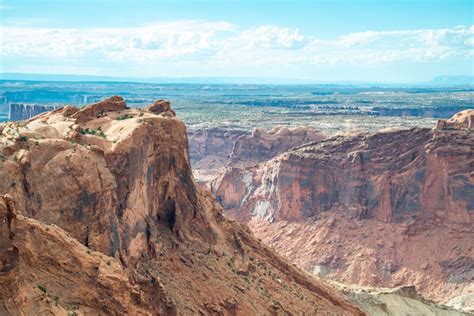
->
[1,73,472,86]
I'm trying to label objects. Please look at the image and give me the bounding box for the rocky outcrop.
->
[145,99,176,116]
[212,110,474,309]
[0,96,362,315]
[72,95,126,123]
[188,128,250,184]
[189,126,324,185]
[0,195,172,315]
[229,126,325,167]
[436,109,473,130]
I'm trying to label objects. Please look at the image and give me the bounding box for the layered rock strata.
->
[212,110,474,310]
[0,96,362,315]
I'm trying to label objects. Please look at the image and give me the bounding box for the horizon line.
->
[1,72,473,86]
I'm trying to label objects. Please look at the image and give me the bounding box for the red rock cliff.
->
[0,97,362,315]
[212,110,474,308]
[189,125,324,185]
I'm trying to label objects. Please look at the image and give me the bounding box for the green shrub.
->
[80,128,106,139]
[116,114,133,120]
[80,128,96,135]
[37,284,47,294]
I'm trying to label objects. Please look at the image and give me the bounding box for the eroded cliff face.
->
[188,128,250,184]
[189,125,324,185]
[217,127,473,223]
[0,97,362,315]
[212,110,474,310]
[228,126,325,168]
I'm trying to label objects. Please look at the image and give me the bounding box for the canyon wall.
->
[8,103,59,121]
[212,110,474,311]
[0,97,362,315]
[190,125,325,185]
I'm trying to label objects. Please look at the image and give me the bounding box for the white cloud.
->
[0,21,472,78]
[237,25,307,49]
[300,26,474,66]
[0,20,237,60]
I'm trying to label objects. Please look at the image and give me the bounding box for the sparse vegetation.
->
[96,109,106,118]
[63,303,80,313]
[19,136,28,142]
[80,128,96,135]
[37,284,61,306]
[80,128,106,139]
[155,234,162,243]
[116,114,133,120]
[37,284,47,294]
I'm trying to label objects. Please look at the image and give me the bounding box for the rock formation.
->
[0,97,362,315]
[212,110,474,311]
[189,126,324,185]
[188,128,250,184]
[229,126,325,168]
[436,109,473,130]
[146,99,176,116]
[8,103,59,121]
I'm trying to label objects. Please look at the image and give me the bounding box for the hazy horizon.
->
[1,72,473,86]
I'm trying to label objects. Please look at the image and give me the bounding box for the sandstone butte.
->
[211,109,474,312]
[0,96,364,315]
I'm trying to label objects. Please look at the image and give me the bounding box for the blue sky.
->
[1,0,473,82]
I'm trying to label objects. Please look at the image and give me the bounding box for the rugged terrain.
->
[0,97,364,315]
[336,283,466,316]
[189,125,324,185]
[211,110,474,311]
[188,128,250,184]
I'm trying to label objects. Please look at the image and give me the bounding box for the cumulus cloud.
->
[237,25,307,49]
[1,20,237,60]
[302,26,474,65]
[0,21,472,76]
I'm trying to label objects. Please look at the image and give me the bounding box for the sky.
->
[0,0,473,83]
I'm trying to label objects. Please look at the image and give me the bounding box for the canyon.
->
[189,126,324,185]
[199,109,474,313]
[0,97,363,315]
[1,95,472,315]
